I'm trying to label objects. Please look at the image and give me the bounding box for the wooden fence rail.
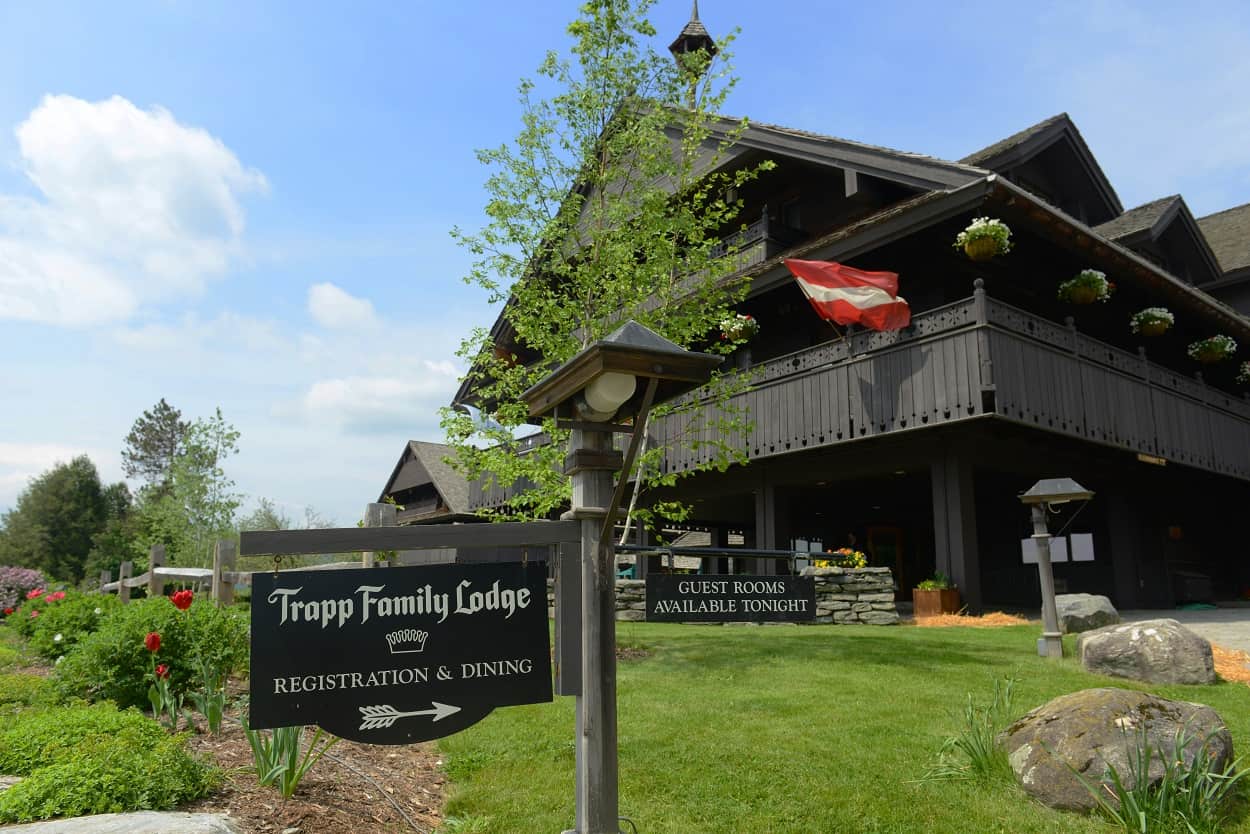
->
[97,502,405,607]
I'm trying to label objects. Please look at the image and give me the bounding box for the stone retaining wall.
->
[546,568,898,625]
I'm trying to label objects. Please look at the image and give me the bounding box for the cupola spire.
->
[668,0,717,63]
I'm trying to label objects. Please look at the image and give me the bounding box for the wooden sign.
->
[249,562,552,744]
[645,574,816,623]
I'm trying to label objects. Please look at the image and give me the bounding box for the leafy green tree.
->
[0,456,114,583]
[82,483,135,585]
[442,0,769,526]
[121,398,189,492]
[132,409,241,567]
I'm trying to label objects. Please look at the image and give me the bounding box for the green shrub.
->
[0,725,219,823]
[0,645,18,669]
[0,702,166,774]
[54,597,249,709]
[0,673,57,709]
[26,592,120,661]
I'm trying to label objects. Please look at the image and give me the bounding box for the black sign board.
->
[645,574,816,623]
[250,562,552,744]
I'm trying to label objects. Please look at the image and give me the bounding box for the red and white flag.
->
[784,259,911,331]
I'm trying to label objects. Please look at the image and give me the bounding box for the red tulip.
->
[26,588,44,600]
[29,610,38,618]
[171,590,194,611]
[144,631,161,653]
[2,608,12,616]
[155,664,170,679]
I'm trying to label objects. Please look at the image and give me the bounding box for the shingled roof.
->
[379,440,470,517]
[1093,195,1181,241]
[960,113,1072,167]
[1198,202,1250,275]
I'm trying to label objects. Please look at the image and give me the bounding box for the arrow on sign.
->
[358,702,462,730]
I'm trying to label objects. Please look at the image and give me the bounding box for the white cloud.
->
[0,442,114,509]
[302,365,461,433]
[307,282,378,329]
[0,94,266,326]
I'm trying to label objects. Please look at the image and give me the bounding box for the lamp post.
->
[1019,477,1094,658]
[523,321,720,834]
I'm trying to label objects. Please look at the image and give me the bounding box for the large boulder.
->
[999,688,1232,812]
[1078,618,1216,684]
[1055,593,1119,633]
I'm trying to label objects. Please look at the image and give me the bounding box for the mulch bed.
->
[182,710,446,834]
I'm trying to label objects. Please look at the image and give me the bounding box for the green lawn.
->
[438,623,1250,834]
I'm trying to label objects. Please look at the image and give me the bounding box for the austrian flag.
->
[784,259,911,331]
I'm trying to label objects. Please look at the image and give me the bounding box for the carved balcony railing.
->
[469,289,1250,509]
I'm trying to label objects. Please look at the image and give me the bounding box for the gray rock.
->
[859,610,900,625]
[0,775,21,792]
[858,592,896,603]
[615,609,645,621]
[1055,593,1119,633]
[999,688,1232,812]
[1079,619,1217,684]
[0,812,242,833]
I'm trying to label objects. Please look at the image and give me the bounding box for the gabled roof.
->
[1197,202,1250,276]
[1093,195,1225,284]
[715,114,987,191]
[960,113,1122,219]
[1093,195,1181,241]
[378,440,470,516]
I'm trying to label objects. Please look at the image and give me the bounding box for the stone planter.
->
[912,587,960,617]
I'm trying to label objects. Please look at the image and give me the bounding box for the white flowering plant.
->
[954,217,1012,257]
[1057,269,1114,303]
[1187,335,1237,362]
[1237,361,1250,385]
[1130,307,1174,335]
[719,313,759,341]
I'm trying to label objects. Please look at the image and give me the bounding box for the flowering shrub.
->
[1188,335,1237,362]
[954,217,1012,257]
[1057,269,1114,303]
[0,567,46,613]
[23,592,119,661]
[54,595,248,709]
[1130,307,1174,335]
[719,313,759,341]
[814,548,869,569]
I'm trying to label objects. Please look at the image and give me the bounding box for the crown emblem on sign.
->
[384,628,429,654]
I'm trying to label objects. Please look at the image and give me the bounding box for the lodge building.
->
[381,23,1250,614]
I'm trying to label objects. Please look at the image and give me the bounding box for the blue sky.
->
[1,0,1248,525]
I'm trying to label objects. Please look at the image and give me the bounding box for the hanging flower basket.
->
[1187,335,1237,363]
[954,217,1012,261]
[1057,269,1113,304]
[719,313,759,342]
[1131,307,1174,336]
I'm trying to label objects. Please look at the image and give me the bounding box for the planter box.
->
[912,588,961,617]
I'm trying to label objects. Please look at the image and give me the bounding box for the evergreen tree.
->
[121,398,190,491]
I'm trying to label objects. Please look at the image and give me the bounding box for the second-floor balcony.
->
[470,287,1250,510]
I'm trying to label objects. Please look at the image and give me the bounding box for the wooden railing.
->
[467,287,1250,508]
